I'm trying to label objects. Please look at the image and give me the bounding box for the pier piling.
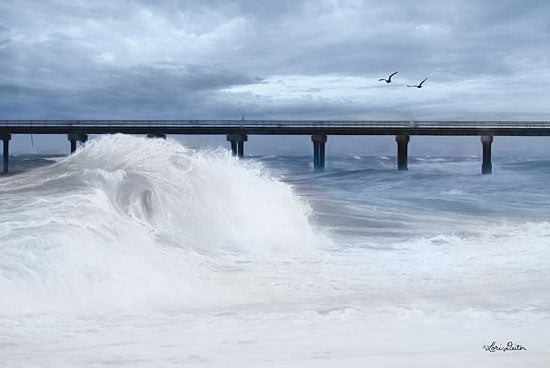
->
[396,134,409,171]
[312,135,327,171]
[2,134,10,173]
[227,134,247,157]
[481,135,493,174]
[68,133,88,153]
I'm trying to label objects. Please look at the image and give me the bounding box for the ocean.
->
[1,134,549,367]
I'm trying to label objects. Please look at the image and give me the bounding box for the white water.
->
[0,135,324,314]
[1,135,549,367]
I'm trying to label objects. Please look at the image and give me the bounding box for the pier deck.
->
[1,120,550,136]
[2,120,550,174]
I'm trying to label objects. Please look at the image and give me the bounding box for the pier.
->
[1,120,550,174]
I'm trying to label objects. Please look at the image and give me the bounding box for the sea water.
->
[0,135,549,367]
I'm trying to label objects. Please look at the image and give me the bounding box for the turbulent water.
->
[1,135,549,367]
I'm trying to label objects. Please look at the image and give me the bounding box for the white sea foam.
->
[1,138,549,367]
[0,135,323,313]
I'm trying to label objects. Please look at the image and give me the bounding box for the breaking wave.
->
[0,135,322,313]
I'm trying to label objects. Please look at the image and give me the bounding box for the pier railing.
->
[1,120,550,129]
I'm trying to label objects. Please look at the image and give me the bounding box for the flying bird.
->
[378,72,398,83]
[407,77,428,88]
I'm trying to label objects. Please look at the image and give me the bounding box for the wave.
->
[0,135,322,313]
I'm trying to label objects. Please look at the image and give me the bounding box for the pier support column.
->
[226,134,247,158]
[2,134,10,174]
[147,133,166,139]
[68,133,88,153]
[230,141,238,156]
[312,135,327,171]
[481,135,493,175]
[396,134,410,171]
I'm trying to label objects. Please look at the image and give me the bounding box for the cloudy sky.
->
[1,0,550,154]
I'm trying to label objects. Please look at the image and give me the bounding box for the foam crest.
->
[0,135,321,313]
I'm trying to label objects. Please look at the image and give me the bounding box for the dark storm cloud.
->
[0,60,261,118]
[1,0,550,120]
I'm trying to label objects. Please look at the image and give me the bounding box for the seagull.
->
[407,77,428,88]
[378,72,398,83]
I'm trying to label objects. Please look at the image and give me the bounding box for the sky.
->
[1,0,550,155]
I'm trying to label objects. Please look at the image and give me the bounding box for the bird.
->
[407,77,428,88]
[378,72,398,83]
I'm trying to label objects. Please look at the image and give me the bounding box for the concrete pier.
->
[227,134,247,157]
[312,135,327,171]
[2,120,549,175]
[146,133,166,139]
[2,134,10,173]
[396,134,409,171]
[481,135,493,174]
[68,133,88,153]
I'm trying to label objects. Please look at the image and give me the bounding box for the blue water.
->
[261,154,550,240]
